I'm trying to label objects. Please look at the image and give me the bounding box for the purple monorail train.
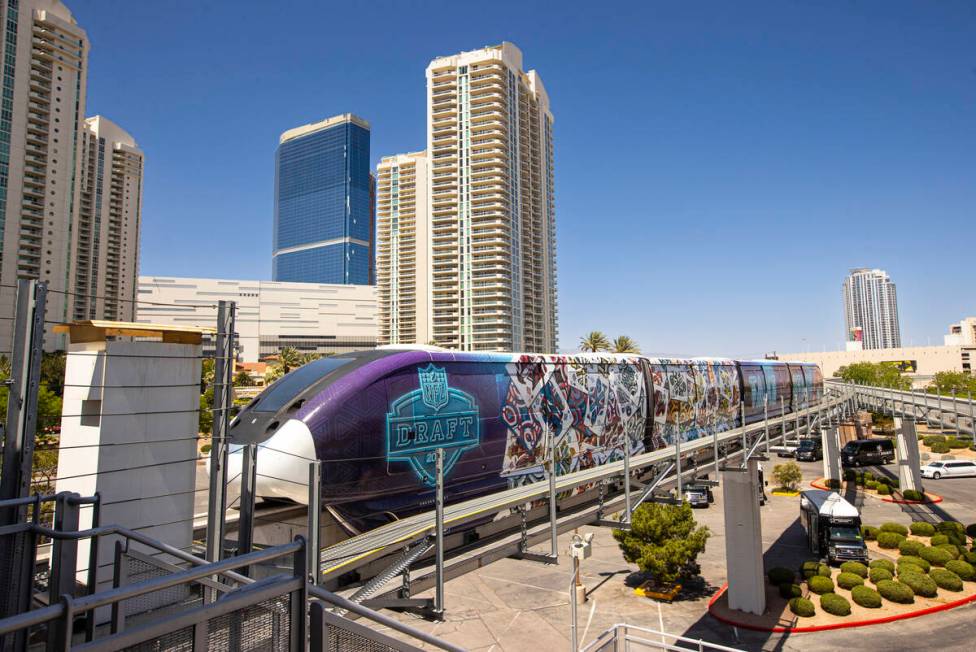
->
[226,347,822,532]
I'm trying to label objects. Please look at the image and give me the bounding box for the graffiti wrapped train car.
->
[227,348,822,530]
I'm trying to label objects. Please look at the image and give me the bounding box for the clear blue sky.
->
[72,0,975,357]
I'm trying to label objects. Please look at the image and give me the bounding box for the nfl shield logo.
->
[419,364,449,412]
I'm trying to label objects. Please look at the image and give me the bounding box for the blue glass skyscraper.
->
[273,114,373,284]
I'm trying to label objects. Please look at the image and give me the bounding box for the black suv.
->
[841,438,895,467]
[795,438,823,462]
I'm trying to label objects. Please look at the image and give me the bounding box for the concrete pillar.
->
[895,417,923,493]
[722,458,765,615]
[54,323,205,595]
[822,425,841,483]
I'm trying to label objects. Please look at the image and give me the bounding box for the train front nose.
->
[221,419,316,504]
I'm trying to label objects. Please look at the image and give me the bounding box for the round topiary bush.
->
[779,582,803,599]
[877,532,907,549]
[800,560,821,579]
[945,559,976,581]
[929,568,964,592]
[947,438,968,449]
[930,442,950,454]
[840,561,868,578]
[899,539,925,557]
[862,471,876,482]
[910,521,936,536]
[861,525,879,541]
[789,597,815,617]
[808,575,834,595]
[931,534,949,546]
[923,435,946,446]
[963,551,976,565]
[920,546,954,567]
[898,563,926,579]
[851,585,882,608]
[869,558,895,573]
[898,555,931,572]
[936,543,961,560]
[898,571,938,597]
[820,592,851,616]
[865,480,879,490]
[817,563,832,578]
[877,484,892,495]
[880,522,909,536]
[768,567,794,585]
[877,579,914,604]
[836,572,864,590]
[901,489,925,502]
[869,567,893,584]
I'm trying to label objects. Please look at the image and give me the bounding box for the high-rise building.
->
[0,0,89,347]
[72,116,143,322]
[376,151,431,345]
[273,113,373,285]
[424,42,557,352]
[843,268,901,350]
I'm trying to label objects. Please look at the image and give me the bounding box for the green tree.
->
[199,388,214,435]
[265,364,285,384]
[772,461,803,491]
[233,369,254,387]
[40,352,67,397]
[612,335,640,354]
[579,331,610,353]
[276,347,302,373]
[834,362,911,390]
[928,371,976,397]
[612,502,710,586]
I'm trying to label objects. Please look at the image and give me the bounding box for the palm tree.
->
[612,335,641,354]
[579,331,610,352]
[276,347,302,373]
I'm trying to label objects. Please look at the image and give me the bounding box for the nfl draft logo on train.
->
[385,365,481,485]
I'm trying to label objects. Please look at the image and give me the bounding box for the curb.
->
[707,583,976,633]
[809,478,942,504]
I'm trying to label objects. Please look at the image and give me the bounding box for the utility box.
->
[53,321,210,594]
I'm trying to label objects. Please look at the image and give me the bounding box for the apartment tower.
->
[376,151,431,345]
[72,116,143,322]
[273,114,373,285]
[425,42,557,352]
[843,268,901,350]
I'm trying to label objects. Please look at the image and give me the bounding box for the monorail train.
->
[227,347,822,532]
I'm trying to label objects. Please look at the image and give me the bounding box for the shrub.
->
[898,563,926,578]
[820,592,851,616]
[930,442,950,454]
[880,522,909,536]
[898,555,931,572]
[768,567,794,586]
[899,540,926,557]
[929,568,964,592]
[966,523,976,539]
[861,525,879,541]
[817,563,832,578]
[869,559,895,573]
[862,471,876,483]
[923,435,946,446]
[910,522,936,536]
[808,575,834,594]
[836,572,864,590]
[901,489,925,501]
[869,567,893,583]
[779,582,803,599]
[931,534,949,546]
[851,585,882,608]
[963,551,976,565]
[920,546,954,567]
[877,484,892,495]
[947,438,969,449]
[840,561,868,578]
[937,544,962,560]
[899,571,938,597]
[613,502,710,585]
[877,532,906,549]
[936,521,966,536]
[789,597,815,617]
[877,579,914,604]
[945,559,976,581]
[772,462,803,492]
[865,480,878,490]
[800,560,821,579]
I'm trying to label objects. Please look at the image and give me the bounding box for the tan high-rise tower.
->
[424,42,557,352]
[376,151,431,345]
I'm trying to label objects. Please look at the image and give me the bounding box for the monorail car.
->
[225,348,822,531]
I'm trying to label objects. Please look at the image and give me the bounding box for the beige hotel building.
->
[377,42,558,353]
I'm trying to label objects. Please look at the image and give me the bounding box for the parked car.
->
[841,438,895,467]
[921,460,976,479]
[684,484,713,507]
[771,443,798,458]
[795,438,823,462]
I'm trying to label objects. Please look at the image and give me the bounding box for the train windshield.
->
[252,357,352,412]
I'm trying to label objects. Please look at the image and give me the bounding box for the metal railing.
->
[827,380,975,436]
[582,624,742,652]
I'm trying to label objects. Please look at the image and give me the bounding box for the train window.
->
[253,357,352,412]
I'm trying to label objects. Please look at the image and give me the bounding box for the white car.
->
[921,460,976,480]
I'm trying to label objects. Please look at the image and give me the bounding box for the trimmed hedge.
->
[945,559,976,581]
[877,579,914,604]
[902,489,925,501]
[936,521,965,535]
[869,567,893,584]
[851,585,882,608]
[947,438,969,449]
[923,435,946,446]
[877,484,892,495]
[899,540,925,557]
[880,522,909,536]
[836,572,864,590]
[768,567,794,585]
[930,442,950,454]
[899,571,938,598]
[963,551,976,565]
[898,555,931,572]
[840,561,868,578]
[936,543,962,560]
[779,582,803,599]
[789,597,816,617]
[898,563,926,578]
[920,546,954,567]
[910,521,936,536]
[869,559,895,573]
[929,568,964,592]
[808,575,834,594]
[820,592,851,616]
[817,563,832,578]
[877,532,906,549]
[931,534,949,546]
[865,480,879,490]
[861,525,879,541]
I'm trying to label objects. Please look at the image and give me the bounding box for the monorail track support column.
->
[721,458,765,615]
[821,424,841,485]
[434,448,445,620]
[895,416,922,494]
[308,461,322,586]
[763,397,770,455]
